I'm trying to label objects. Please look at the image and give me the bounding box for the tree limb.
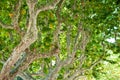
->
[12,0,22,33]
[45,24,90,80]
[0,0,38,79]
[9,46,59,80]
[36,0,61,17]
[10,52,27,75]
[0,21,13,29]
[17,72,35,80]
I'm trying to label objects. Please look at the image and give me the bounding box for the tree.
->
[0,0,120,80]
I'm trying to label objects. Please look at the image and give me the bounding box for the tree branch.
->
[8,46,59,80]
[65,57,86,80]
[0,0,38,79]
[42,1,65,80]
[89,53,105,70]
[64,24,83,66]
[66,69,85,80]
[66,26,71,54]
[30,70,45,77]
[36,0,61,17]
[53,0,64,46]
[12,0,22,33]
[10,52,27,75]
[0,21,13,29]
[53,0,64,64]
[45,24,90,80]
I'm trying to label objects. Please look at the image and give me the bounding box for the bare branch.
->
[0,0,38,79]
[66,26,71,54]
[12,0,22,32]
[66,54,101,80]
[0,12,59,78]
[64,71,70,79]
[67,57,101,80]
[89,58,102,70]
[61,24,83,68]
[74,76,87,80]
[44,24,82,80]
[30,71,45,77]
[8,47,59,79]
[0,39,37,80]
[64,24,84,65]
[73,24,84,51]
[78,53,86,68]
[0,21,13,29]
[26,0,37,10]
[46,25,90,80]
[10,52,27,75]
[67,54,102,80]
[64,29,90,80]
[63,51,86,79]
[65,56,86,80]
[42,1,65,80]
[66,69,84,80]
[53,0,65,64]
[53,0,64,45]
[45,61,64,80]
[45,52,75,80]
[36,0,61,17]
[78,31,90,51]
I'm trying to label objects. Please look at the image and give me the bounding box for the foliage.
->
[0,0,120,80]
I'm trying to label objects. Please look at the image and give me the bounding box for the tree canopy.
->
[0,0,120,80]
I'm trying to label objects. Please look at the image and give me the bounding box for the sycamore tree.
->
[0,0,120,80]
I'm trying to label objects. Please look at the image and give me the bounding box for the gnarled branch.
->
[0,0,38,79]
[36,0,61,17]
[0,21,13,29]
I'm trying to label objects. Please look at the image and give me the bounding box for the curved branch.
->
[12,0,22,33]
[36,0,61,17]
[0,21,13,29]
[0,0,38,80]
[17,72,35,80]
[9,46,59,80]
[46,26,90,80]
